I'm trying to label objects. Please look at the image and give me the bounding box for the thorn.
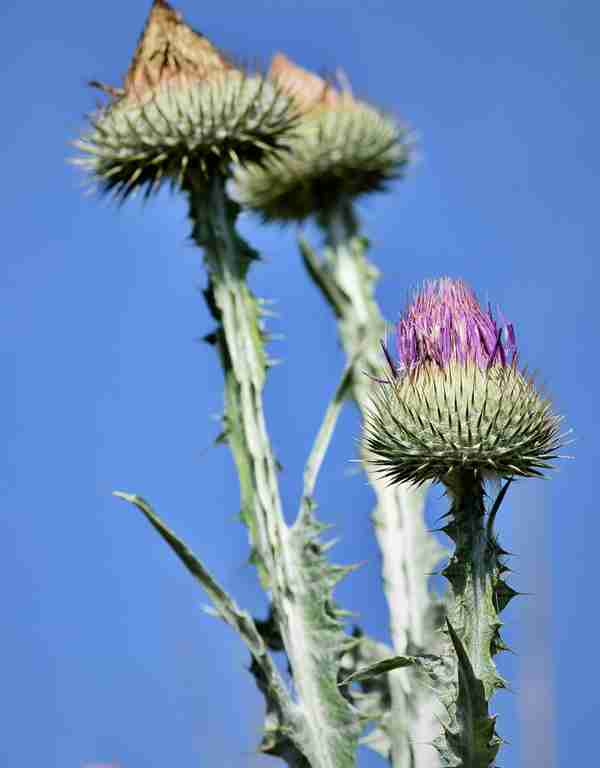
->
[113,490,135,503]
[380,340,398,378]
[88,79,125,98]
[428,525,450,535]
[486,478,512,539]
[494,640,516,656]
[494,545,516,557]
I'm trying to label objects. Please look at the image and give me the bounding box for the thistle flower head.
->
[74,0,296,199]
[364,278,564,485]
[232,54,412,221]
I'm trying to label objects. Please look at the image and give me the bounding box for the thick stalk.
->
[186,175,360,768]
[444,476,499,691]
[188,172,282,580]
[303,203,444,768]
[437,471,510,766]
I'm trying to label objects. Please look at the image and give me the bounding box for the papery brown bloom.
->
[268,53,343,113]
[122,0,233,102]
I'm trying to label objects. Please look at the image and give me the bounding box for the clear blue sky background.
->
[2,1,598,766]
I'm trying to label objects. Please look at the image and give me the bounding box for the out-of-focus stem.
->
[302,202,444,767]
[513,484,556,768]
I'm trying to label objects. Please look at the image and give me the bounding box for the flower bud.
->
[75,0,295,198]
[232,54,412,220]
[364,278,563,484]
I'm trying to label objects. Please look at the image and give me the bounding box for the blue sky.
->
[2,1,598,766]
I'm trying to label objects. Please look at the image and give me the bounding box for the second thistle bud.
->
[232,54,412,221]
[364,278,563,485]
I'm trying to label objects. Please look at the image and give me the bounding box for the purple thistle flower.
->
[365,276,563,485]
[390,278,517,374]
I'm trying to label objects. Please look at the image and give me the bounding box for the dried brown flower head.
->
[122,0,232,103]
[76,0,295,198]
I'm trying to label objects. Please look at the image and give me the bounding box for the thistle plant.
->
[233,55,444,766]
[364,278,565,766]
[77,2,363,766]
[74,3,567,767]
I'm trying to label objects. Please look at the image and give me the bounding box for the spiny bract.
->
[365,360,562,484]
[74,0,296,199]
[232,54,412,220]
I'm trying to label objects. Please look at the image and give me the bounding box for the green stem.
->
[188,172,281,581]
[302,202,444,768]
[186,175,360,768]
[444,475,499,691]
[437,472,512,766]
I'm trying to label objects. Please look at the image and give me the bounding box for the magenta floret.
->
[391,278,517,374]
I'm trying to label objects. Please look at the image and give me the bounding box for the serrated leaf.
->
[113,493,269,658]
[284,506,362,768]
[113,492,304,763]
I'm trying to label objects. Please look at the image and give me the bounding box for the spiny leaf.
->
[283,504,362,767]
[113,492,268,658]
[112,492,304,763]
